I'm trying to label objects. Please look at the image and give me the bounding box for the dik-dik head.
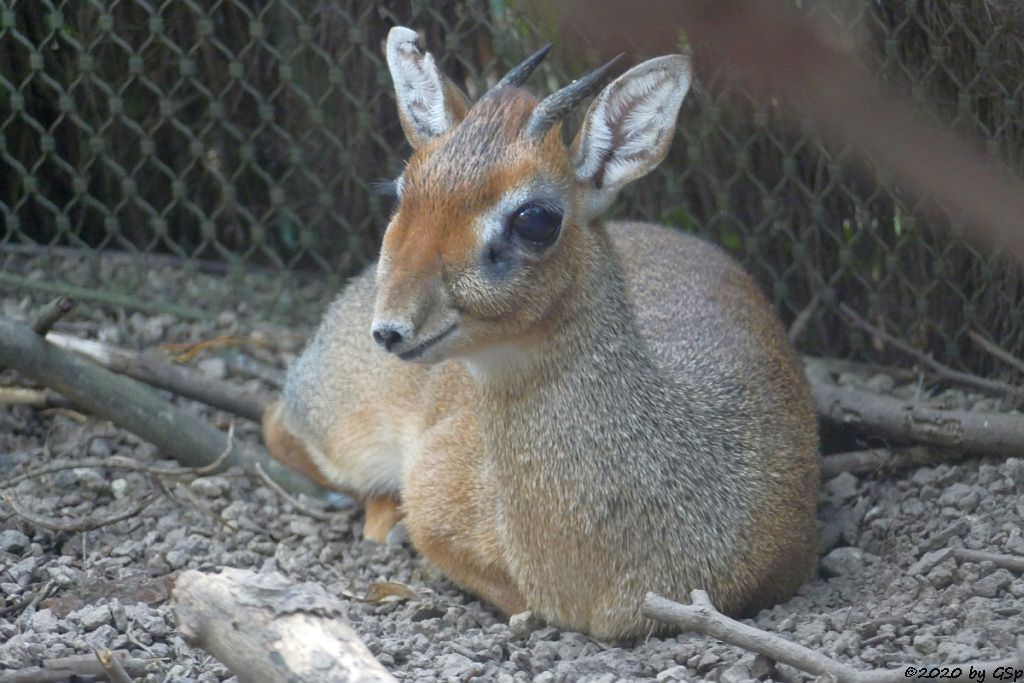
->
[371,27,691,364]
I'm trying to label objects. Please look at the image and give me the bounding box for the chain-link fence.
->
[2,0,1023,377]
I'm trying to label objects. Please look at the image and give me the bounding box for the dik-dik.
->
[262,27,820,639]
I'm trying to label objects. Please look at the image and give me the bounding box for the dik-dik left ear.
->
[571,55,692,217]
[386,27,471,149]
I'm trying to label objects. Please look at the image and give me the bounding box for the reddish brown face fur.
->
[374,88,589,363]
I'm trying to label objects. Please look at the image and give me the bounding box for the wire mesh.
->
[1,0,1022,377]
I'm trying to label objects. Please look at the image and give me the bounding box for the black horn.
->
[485,43,553,97]
[525,54,623,139]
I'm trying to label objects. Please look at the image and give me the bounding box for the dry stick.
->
[969,331,1024,378]
[0,387,71,408]
[0,651,154,683]
[31,296,76,335]
[644,591,1021,683]
[812,382,1024,458]
[0,579,54,618]
[93,649,133,683]
[840,304,1024,400]
[0,317,320,495]
[1,448,237,490]
[953,549,1024,573]
[226,355,285,389]
[254,462,336,522]
[819,446,962,479]
[173,567,396,683]
[47,332,271,423]
[2,492,157,533]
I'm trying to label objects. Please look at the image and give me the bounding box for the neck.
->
[464,225,679,461]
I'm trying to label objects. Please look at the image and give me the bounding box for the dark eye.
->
[509,202,562,245]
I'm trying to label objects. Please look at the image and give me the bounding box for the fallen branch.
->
[253,462,336,522]
[226,355,285,388]
[953,549,1024,573]
[47,332,271,422]
[2,492,157,533]
[173,567,395,683]
[840,304,1024,401]
[1,446,235,490]
[0,651,155,683]
[969,331,1024,378]
[643,591,1021,683]
[812,382,1024,458]
[0,579,54,618]
[0,387,74,410]
[820,446,962,479]
[31,296,76,335]
[0,317,319,495]
[93,649,132,683]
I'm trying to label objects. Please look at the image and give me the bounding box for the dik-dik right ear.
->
[386,27,471,149]
[571,55,692,218]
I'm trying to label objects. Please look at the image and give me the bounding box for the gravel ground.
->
[2,260,1024,682]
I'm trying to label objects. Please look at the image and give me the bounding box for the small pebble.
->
[508,611,541,639]
[821,547,867,577]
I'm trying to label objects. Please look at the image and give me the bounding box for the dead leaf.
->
[360,581,418,603]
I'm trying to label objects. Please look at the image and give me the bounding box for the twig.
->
[2,428,236,489]
[0,579,54,618]
[254,462,336,522]
[812,381,1024,458]
[819,446,962,479]
[93,649,133,683]
[31,296,76,335]
[0,387,74,409]
[969,331,1024,377]
[953,549,1024,573]
[226,356,285,388]
[0,317,319,494]
[643,591,1021,683]
[3,492,157,533]
[46,332,271,422]
[0,651,154,683]
[840,304,1024,400]
[787,291,821,344]
[193,420,237,476]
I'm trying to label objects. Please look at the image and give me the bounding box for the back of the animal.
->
[615,221,820,611]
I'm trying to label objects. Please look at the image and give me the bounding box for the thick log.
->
[812,382,1024,458]
[173,568,395,683]
[0,317,318,495]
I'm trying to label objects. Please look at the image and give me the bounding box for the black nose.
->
[373,327,404,352]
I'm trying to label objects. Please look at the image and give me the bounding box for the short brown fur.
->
[264,31,819,640]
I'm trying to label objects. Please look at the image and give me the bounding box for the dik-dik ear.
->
[571,54,692,217]
[386,27,471,149]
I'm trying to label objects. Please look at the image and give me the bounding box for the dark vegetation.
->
[1,0,1022,372]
